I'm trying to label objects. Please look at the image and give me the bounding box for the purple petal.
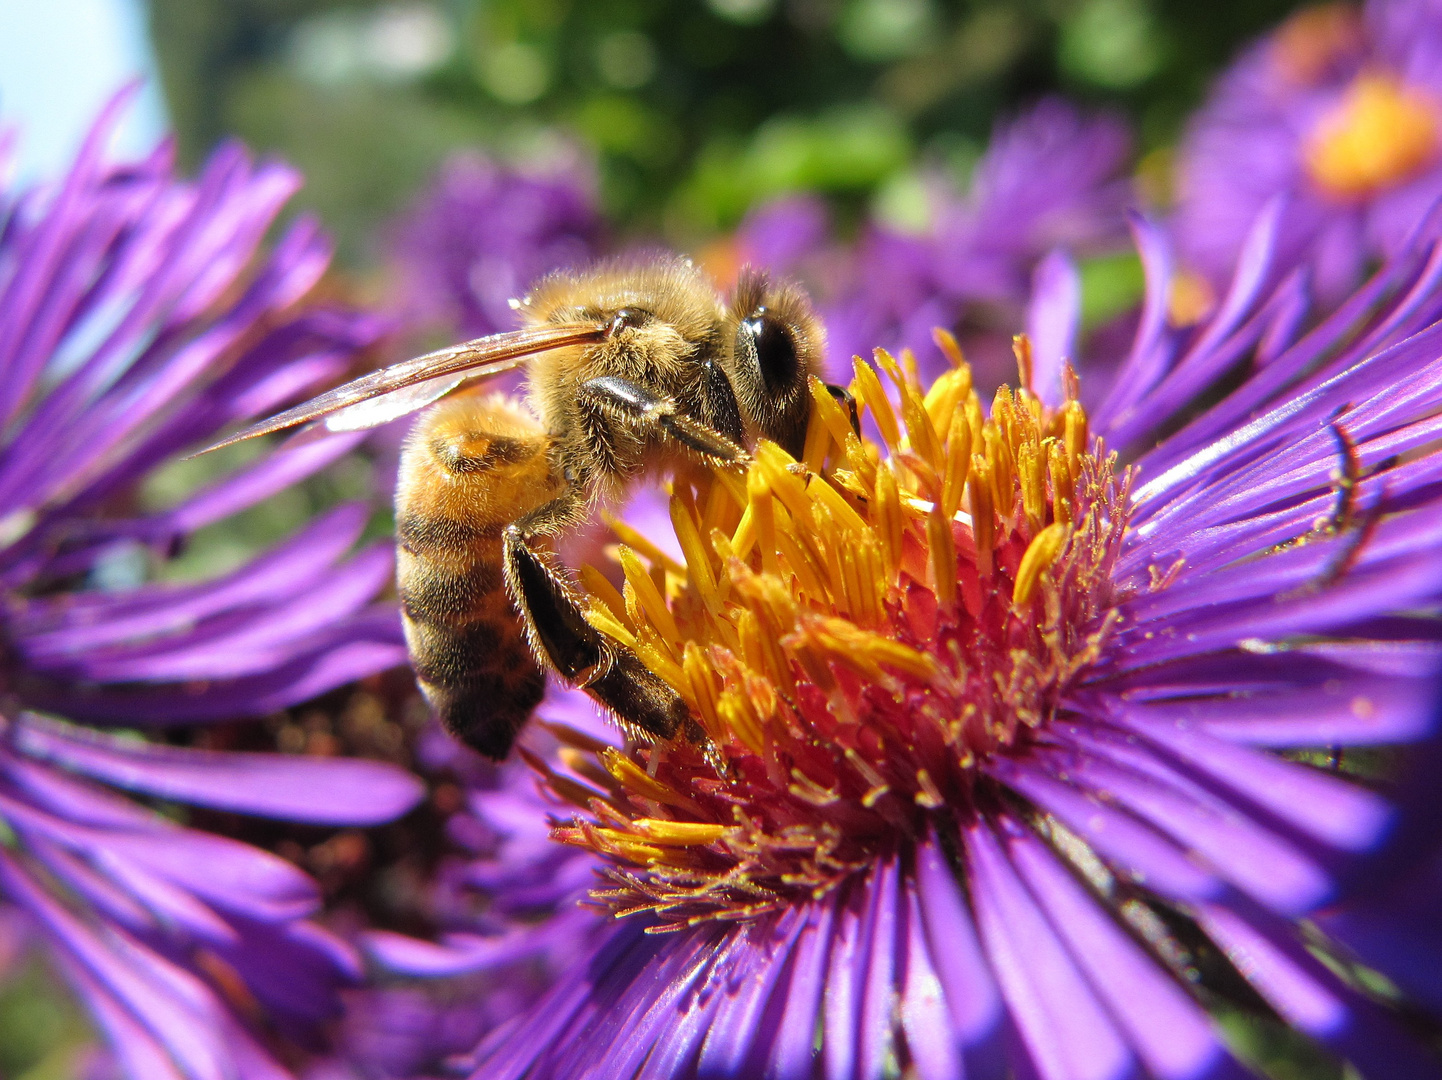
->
[1006,828,1235,1080]
[822,881,869,1080]
[857,856,900,1080]
[899,885,964,1080]
[1112,710,1394,850]
[365,928,554,977]
[34,609,408,725]
[964,819,1133,1080]
[1194,903,1442,1080]
[1025,249,1079,407]
[765,898,836,1079]
[913,830,1005,1074]
[12,503,369,651]
[989,756,1224,902]
[695,906,807,1078]
[0,851,230,1080]
[15,713,423,825]
[1039,729,1333,915]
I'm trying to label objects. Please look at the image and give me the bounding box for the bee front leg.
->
[576,375,749,466]
[502,511,706,749]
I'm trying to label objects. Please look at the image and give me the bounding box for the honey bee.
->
[204,256,852,759]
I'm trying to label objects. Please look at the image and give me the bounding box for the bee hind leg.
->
[502,511,708,750]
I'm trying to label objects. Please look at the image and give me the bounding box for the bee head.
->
[729,267,826,458]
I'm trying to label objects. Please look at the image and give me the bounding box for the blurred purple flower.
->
[388,150,603,340]
[426,206,1442,1078]
[325,689,611,1080]
[1176,0,1442,305]
[933,96,1135,299]
[737,98,1134,382]
[0,92,426,1077]
[734,194,832,281]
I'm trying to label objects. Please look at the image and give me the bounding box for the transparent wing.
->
[323,373,467,433]
[196,321,606,455]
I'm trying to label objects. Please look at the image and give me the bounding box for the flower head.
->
[454,207,1442,1078]
[1176,0,1442,305]
[0,93,425,1078]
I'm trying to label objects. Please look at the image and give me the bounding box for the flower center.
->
[1304,73,1442,201]
[534,337,1129,926]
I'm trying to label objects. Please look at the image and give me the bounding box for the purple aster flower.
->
[1175,0,1442,306]
[0,92,426,1077]
[416,203,1442,1079]
[388,150,603,340]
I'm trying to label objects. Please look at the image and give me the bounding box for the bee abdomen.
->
[396,393,562,758]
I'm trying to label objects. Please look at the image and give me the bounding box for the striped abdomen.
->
[395,392,562,758]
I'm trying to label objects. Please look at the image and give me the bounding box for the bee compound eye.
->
[741,310,799,396]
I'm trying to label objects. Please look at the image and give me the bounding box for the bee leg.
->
[502,512,707,749]
[576,375,748,465]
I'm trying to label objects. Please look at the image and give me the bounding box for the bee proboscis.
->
[202,256,852,758]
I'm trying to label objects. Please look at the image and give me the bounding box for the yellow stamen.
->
[1013,334,1034,395]
[586,830,670,863]
[620,547,683,651]
[808,376,857,459]
[932,326,966,369]
[801,399,834,473]
[1049,440,1075,529]
[602,749,698,811]
[924,365,970,434]
[669,492,720,612]
[556,347,1125,927]
[1305,74,1441,200]
[928,504,959,608]
[968,456,995,577]
[775,525,829,603]
[940,406,972,520]
[680,643,724,741]
[1014,523,1069,607]
[755,443,817,532]
[984,426,1014,520]
[1062,399,1089,468]
[746,465,781,579]
[630,819,732,846]
[852,355,900,447]
[606,513,685,577]
[579,565,634,632]
[1017,441,1048,536]
[874,465,904,576]
[586,600,640,652]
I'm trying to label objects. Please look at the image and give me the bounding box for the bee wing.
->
[196,322,606,455]
[323,373,469,433]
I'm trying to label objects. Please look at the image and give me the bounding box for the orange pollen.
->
[539,332,1131,928]
[1304,73,1442,201]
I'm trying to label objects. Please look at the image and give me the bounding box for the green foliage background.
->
[146,0,1308,262]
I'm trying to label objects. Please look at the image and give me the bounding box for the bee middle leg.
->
[502,498,706,748]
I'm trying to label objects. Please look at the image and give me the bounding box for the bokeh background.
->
[0,2,1349,1077]
[6,0,1304,259]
